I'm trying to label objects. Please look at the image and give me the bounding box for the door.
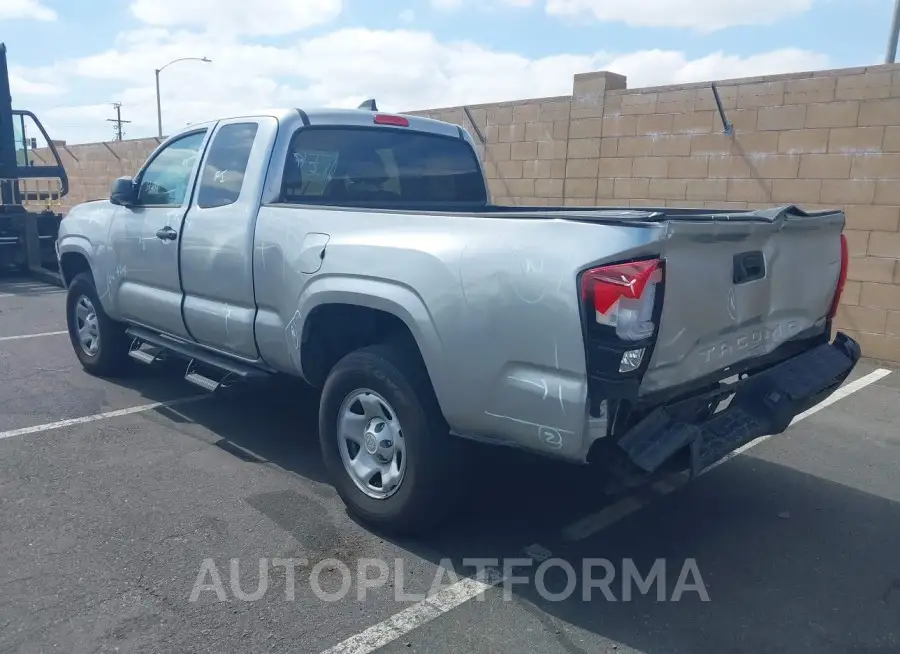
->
[179,117,276,361]
[109,128,210,339]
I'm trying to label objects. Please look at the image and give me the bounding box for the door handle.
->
[156,226,178,241]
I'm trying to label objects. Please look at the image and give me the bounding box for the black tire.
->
[319,342,465,536]
[65,272,130,377]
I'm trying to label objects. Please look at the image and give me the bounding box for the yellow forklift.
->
[0,42,67,285]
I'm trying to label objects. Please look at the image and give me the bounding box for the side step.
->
[128,342,165,365]
[185,366,225,392]
[126,326,273,392]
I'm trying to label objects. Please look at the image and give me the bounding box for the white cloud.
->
[0,0,56,21]
[28,27,830,144]
[8,70,62,96]
[601,48,830,88]
[545,0,816,31]
[129,0,342,36]
[68,29,301,82]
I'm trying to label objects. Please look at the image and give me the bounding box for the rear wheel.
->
[319,342,464,536]
[65,272,130,376]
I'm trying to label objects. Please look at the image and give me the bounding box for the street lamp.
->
[155,56,212,137]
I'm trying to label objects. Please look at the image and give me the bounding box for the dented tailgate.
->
[639,207,845,396]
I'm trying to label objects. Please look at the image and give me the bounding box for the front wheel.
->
[319,342,464,536]
[65,272,130,377]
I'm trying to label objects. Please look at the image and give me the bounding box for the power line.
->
[106,102,132,141]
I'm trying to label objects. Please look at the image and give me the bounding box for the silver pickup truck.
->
[57,106,860,535]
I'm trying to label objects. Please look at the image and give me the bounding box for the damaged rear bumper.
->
[617,332,862,477]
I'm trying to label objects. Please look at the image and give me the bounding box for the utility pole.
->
[106,102,131,141]
[887,0,900,63]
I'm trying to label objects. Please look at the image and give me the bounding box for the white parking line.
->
[320,571,504,654]
[318,366,892,654]
[560,496,647,543]
[0,291,66,298]
[0,396,207,442]
[0,282,66,297]
[0,330,67,342]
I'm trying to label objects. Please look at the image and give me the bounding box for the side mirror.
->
[110,176,136,206]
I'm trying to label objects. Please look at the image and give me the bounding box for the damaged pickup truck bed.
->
[56,107,860,535]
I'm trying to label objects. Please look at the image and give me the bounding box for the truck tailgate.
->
[640,208,845,395]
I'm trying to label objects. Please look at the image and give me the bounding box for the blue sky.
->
[1,0,895,144]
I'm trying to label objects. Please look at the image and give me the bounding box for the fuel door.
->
[297,232,330,274]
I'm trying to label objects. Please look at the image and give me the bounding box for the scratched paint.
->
[483,411,571,452]
[483,411,574,434]
[538,426,563,449]
[223,303,232,340]
[285,309,302,350]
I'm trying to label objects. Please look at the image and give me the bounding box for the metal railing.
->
[0,177,64,211]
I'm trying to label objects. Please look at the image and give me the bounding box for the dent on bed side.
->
[457,245,593,457]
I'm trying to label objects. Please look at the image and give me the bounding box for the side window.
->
[197,122,259,209]
[136,130,207,207]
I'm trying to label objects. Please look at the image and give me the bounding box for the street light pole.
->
[887,0,900,64]
[155,68,162,138]
[154,56,212,138]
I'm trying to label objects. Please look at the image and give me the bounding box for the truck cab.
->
[58,107,489,369]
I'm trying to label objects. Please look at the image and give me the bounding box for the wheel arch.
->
[59,249,92,288]
[295,280,450,419]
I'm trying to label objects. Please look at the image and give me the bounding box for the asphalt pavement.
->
[1,273,899,654]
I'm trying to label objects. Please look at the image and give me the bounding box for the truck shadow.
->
[111,369,900,653]
[383,455,900,654]
[476,457,900,654]
[134,363,331,485]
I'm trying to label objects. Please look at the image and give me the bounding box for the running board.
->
[128,346,161,365]
[127,341,226,392]
[125,326,273,389]
[185,370,223,392]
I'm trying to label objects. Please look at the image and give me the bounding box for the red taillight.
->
[374,114,409,127]
[827,232,849,320]
[582,258,662,341]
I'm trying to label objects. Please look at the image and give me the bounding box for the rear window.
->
[280,127,487,208]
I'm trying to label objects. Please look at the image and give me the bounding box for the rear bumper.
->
[617,332,861,476]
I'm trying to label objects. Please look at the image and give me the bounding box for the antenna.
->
[710,83,733,135]
[106,102,132,141]
[358,99,378,111]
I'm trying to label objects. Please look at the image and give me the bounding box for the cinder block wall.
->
[33,63,900,361]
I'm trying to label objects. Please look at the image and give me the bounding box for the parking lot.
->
[1,273,899,654]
